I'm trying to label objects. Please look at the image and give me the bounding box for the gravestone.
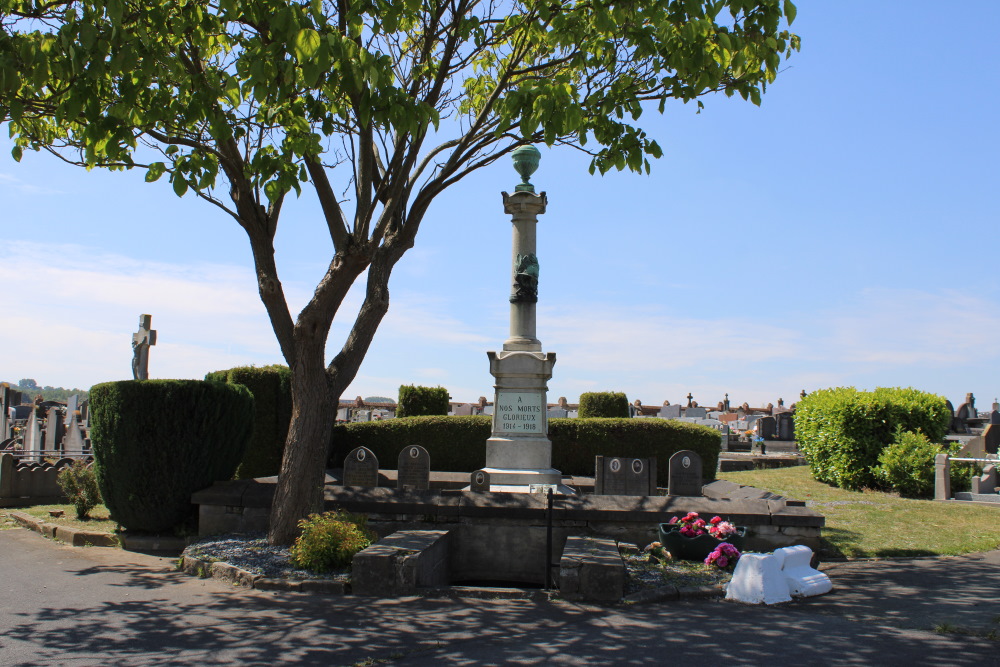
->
[470,469,491,493]
[594,456,656,496]
[23,409,42,462]
[685,406,708,419]
[972,464,998,495]
[63,411,86,452]
[757,416,776,440]
[397,445,430,491]
[0,385,9,440]
[776,413,795,441]
[990,411,1000,426]
[343,446,379,487]
[667,450,703,497]
[984,424,1000,456]
[659,404,681,419]
[44,407,65,453]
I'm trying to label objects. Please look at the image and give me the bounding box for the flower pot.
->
[658,523,746,561]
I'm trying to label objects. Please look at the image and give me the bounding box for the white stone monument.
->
[481,146,572,493]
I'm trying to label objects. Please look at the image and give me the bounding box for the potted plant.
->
[658,512,746,561]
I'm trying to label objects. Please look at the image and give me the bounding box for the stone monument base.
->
[476,466,575,495]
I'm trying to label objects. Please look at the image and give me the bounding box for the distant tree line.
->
[4,379,89,403]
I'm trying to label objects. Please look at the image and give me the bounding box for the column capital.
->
[502,190,547,217]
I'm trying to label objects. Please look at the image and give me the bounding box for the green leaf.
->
[784,0,797,25]
[11,144,22,162]
[145,162,166,182]
[293,29,322,61]
[172,176,188,197]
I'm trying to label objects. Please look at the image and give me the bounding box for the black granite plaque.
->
[594,456,657,496]
[397,445,430,490]
[343,446,379,487]
[667,450,703,497]
[470,469,491,493]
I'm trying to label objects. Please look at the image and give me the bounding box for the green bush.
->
[795,387,952,491]
[205,365,292,479]
[57,460,102,520]
[89,379,254,533]
[289,510,374,572]
[578,392,630,418]
[876,430,972,498]
[330,415,720,487]
[397,385,450,417]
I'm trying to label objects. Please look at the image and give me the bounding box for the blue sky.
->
[2,1,999,411]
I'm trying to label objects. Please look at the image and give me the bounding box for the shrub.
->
[330,415,721,487]
[57,460,102,520]
[397,385,450,417]
[289,510,374,572]
[89,379,254,533]
[205,365,292,479]
[795,387,952,490]
[877,430,975,497]
[577,392,629,418]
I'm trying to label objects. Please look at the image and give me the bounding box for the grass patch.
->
[4,504,119,535]
[719,465,1000,559]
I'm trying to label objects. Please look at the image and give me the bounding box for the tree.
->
[0,0,799,543]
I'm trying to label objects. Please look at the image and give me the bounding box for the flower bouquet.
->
[658,512,746,561]
[704,542,741,570]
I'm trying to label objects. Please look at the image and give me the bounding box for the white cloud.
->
[0,172,64,196]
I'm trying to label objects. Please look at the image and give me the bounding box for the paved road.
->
[2,528,998,666]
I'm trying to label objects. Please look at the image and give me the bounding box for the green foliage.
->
[89,380,254,532]
[330,415,720,487]
[876,430,972,498]
[578,392,630,419]
[4,382,88,403]
[396,385,449,418]
[795,387,952,491]
[56,460,102,520]
[289,510,374,573]
[205,365,292,479]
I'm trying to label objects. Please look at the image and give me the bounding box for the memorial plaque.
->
[667,450,703,497]
[594,455,657,496]
[470,469,491,493]
[343,446,379,487]
[397,445,430,490]
[494,391,545,434]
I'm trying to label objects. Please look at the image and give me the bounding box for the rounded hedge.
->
[795,386,952,490]
[205,365,292,479]
[89,379,254,532]
[578,392,629,418]
[330,415,720,487]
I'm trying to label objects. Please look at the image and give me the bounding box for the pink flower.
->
[710,516,722,525]
[669,517,678,524]
[717,556,728,568]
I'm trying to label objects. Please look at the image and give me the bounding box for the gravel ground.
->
[185,533,731,595]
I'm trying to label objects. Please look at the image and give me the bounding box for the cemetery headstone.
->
[594,456,657,496]
[667,450,703,496]
[470,469,491,493]
[757,416,776,440]
[396,445,430,491]
[990,411,1000,426]
[0,385,9,440]
[685,406,708,419]
[64,411,86,453]
[659,404,681,419]
[776,413,795,441]
[343,446,379,487]
[23,409,42,462]
[547,408,569,419]
[983,424,1000,456]
[44,407,65,453]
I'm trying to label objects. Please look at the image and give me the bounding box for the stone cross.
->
[131,314,157,380]
[686,392,694,407]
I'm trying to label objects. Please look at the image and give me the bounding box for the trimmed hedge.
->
[578,392,629,418]
[205,365,292,479]
[795,387,952,491]
[89,379,254,532]
[397,385,450,417]
[330,416,720,487]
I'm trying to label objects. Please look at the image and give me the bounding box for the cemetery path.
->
[1,527,998,666]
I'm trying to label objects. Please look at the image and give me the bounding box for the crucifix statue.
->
[131,314,157,380]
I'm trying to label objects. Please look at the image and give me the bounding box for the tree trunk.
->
[267,341,336,545]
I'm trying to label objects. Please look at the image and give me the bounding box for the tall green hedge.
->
[397,385,450,417]
[578,392,630,418]
[795,387,952,491]
[89,379,254,532]
[205,365,292,479]
[330,416,720,487]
